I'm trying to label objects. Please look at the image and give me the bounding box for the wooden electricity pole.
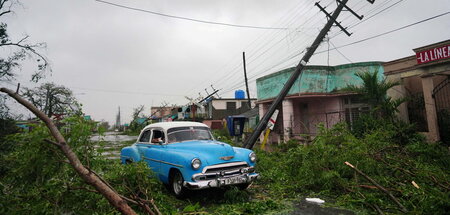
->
[244,0,370,149]
[242,52,252,109]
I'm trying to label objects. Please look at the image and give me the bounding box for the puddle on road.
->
[91,132,137,160]
[101,151,120,160]
[90,131,137,143]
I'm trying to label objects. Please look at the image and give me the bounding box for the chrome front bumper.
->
[183,173,259,190]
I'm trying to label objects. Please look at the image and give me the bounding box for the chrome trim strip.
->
[193,166,253,180]
[142,156,183,168]
[202,161,248,173]
[220,156,234,161]
[184,173,259,190]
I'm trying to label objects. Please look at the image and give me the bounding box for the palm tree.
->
[343,70,405,119]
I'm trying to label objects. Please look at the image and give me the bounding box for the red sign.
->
[416,44,450,64]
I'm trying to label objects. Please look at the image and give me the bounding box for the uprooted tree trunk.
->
[1,87,137,215]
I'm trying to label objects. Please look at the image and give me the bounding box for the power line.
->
[217,0,346,90]
[186,0,324,97]
[210,3,326,93]
[1,81,185,97]
[95,0,288,30]
[205,1,318,86]
[331,0,404,39]
[330,40,352,63]
[221,5,447,95]
[318,11,450,54]
[69,86,185,97]
[258,10,450,64]
[179,0,318,96]
[190,1,444,100]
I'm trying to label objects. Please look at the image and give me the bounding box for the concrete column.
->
[282,99,294,142]
[421,74,440,142]
[390,84,409,122]
[386,74,409,122]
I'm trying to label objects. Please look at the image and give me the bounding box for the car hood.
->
[167,140,237,165]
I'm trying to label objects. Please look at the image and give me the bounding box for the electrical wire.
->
[216,0,365,94]
[220,9,450,95]
[184,0,314,95]
[330,40,353,63]
[210,2,326,92]
[180,1,447,103]
[218,0,348,89]
[187,1,323,97]
[317,11,450,54]
[69,86,185,97]
[241,8,450,81]
[330,0,404,39]
[95,0,288,30]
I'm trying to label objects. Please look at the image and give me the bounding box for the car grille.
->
[199,162,249,180]
[205,162,248,174]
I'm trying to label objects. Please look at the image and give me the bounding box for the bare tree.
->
[0,0,50,82]
[0,0,51,121]
[0,87,139,215]
[21,82,81,118]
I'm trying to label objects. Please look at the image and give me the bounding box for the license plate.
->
[224,176,241,185]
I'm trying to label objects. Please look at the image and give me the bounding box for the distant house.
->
[150,106,176,122]
[384,39,450,143]
[256,62,384,143]
[203,97,257,130]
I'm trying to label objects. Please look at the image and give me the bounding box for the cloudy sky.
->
[2,0,450,124]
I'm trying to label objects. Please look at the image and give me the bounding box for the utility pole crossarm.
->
[315,2,352,36]
[244,0,351,149]
[337,0,364,20]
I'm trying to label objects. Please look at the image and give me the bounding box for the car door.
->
[136,129,161,174]
[139,128,165,175]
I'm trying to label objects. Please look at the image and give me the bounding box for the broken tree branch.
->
[344,161,407,213]
[0,87,137,215]
[430,175,450,191]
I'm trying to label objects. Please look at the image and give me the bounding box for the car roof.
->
[142,121,209,131]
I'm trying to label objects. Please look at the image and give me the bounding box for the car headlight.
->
[249,152,256,163]
[191,158,201,170]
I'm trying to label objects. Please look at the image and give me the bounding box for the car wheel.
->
[170,170,187,198]
[125,159,132,164]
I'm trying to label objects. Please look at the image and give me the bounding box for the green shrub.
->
[0,116,178,214]
[255,121,449,214]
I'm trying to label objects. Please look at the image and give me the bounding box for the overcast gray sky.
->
[2,0,450,124]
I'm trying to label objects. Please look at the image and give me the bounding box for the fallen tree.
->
[1,87,144,214]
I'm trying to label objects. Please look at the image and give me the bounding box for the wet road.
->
[91,132,137,159]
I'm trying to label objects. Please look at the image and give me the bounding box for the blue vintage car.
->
[120,121,259,197]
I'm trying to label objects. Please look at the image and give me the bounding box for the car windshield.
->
[167,126,213,143]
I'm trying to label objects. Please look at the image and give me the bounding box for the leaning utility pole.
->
[244,0,369,149]
[242,52,252,109]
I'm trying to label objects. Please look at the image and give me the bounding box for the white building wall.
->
[212,99,257,110]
